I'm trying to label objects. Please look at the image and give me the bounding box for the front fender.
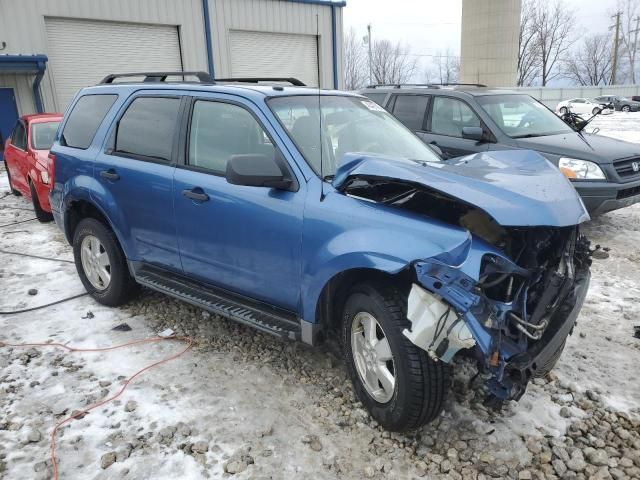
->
[300,190,475,322]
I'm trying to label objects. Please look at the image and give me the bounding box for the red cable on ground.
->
[0,335,193,480]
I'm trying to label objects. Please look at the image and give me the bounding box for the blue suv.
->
[50,72,592,432]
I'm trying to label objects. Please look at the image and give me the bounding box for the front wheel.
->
[622,105,631,112]
[559,107,568,115]
[341,282,450,432]
[73,218,138,306]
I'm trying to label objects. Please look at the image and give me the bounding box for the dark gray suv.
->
[360,85,640,215]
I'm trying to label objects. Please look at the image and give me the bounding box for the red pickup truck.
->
[3,113,62,221]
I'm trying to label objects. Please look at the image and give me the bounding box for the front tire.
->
[341,282,449,432]
[73,218,138,306]
[30,181,53,223]
[559,107,568,115]
[622,105,631,112]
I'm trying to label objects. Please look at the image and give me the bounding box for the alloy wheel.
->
[351,311,396,403]
[80,235,111,290]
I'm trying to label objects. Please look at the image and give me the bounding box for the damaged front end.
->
[405,228,591,403]
[335,151,593,403]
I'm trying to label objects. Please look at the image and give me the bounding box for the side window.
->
[392,94,429,131]
[188,100,275,175]
[11,122,27,150]
[430,97,481,138]
[113,97,181,162]
[62,94,118,149]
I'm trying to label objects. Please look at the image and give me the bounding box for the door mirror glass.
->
[226,153,292,190]
[462,126,484,141]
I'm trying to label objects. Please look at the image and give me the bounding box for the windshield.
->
[31,121,60,150]
[476,94,573,139]
[268,95,441,177]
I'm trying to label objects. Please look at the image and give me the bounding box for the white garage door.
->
[45,18,182,110]
[230,31,319,87]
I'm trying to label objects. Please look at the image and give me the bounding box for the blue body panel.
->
[333,150,590,227]
[50,83,587,327]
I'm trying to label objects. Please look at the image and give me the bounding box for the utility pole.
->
[630,16,640,84]
[367,24,373,85]
[610,11,622,85]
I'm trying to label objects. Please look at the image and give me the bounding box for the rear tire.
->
[592,107,601,115]
[73,218,138,306]
[30,181,53,223]
[341,282,450,432]
[4,161,20,196]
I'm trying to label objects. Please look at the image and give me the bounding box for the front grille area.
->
[614,157,640,178]
[617,185,640,199]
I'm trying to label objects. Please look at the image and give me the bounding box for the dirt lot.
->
[1,114,639,479]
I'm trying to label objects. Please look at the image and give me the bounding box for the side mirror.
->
[226,153,293,190]
[462,126,484,142]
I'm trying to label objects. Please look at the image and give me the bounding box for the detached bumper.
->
[574,178,640,215]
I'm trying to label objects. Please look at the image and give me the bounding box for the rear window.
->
[31,121,61,150]
[62,94,117,149]
[113,97,181,162]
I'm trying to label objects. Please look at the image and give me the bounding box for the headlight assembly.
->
[558,157,606,180]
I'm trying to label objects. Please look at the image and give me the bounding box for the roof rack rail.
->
[215,77,306,86]
[99,71,214,84]
[427,82,487,87]
[366,82,487,89]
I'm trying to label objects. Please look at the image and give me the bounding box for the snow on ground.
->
[1,117,640,479]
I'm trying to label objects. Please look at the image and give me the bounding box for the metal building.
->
[0,0,344,142]
[459,0,521,87]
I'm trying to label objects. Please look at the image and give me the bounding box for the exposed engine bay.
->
[341,176,592,403]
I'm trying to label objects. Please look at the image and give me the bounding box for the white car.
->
[556,98,607,116]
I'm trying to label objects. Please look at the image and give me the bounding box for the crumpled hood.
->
[332,150,590,227]
[516,131,640,163]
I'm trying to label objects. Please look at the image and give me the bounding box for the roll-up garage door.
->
[230,30,319,87]
[45,18,182,110]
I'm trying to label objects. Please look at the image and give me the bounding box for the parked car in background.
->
[594,95,640,112]
[3,113,62,221]
[556,98,603,116]
[359,84,640,215]
[50,72,592,432]
[631,96,640,102]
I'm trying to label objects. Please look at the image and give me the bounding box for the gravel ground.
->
[1,121,640,479]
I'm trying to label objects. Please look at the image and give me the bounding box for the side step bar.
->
[134,264,301,341]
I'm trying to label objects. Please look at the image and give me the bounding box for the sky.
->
[342,0,617,84]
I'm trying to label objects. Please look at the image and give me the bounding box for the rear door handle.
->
[182,187,209,202]
[100,169,120,181]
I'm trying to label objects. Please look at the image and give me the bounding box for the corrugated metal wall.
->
[0,0,208,114]
[208,0,342,88]
[0,0,344,115]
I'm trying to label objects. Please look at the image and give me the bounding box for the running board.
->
[134,264,301,340]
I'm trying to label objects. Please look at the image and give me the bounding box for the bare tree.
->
[370,39,418,85]
[429,49,460,84]
[617,0,640,83]
[564,34,613,85]
[517,0,540,86]
[343,27,368,90]
[532,0,576,86]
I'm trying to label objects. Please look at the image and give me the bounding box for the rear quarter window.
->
[61,94,118,149]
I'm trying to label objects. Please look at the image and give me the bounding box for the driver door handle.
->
[182,187,210,203]
[100,169,120,181]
